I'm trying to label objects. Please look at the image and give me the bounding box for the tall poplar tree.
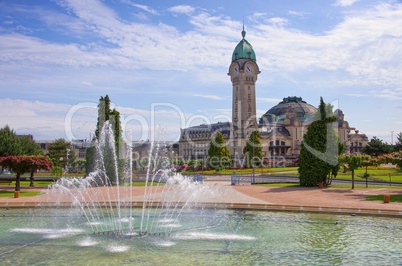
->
[85,95,124,184]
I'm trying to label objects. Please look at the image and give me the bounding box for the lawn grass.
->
[255,183,402,189]
[0,190,42,197]
[336,168,402,182]
[1,181,56,188]
[365,194,402,203]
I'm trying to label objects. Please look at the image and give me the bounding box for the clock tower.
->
[228,28,260,158]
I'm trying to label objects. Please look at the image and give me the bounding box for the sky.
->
[0,0,401,144]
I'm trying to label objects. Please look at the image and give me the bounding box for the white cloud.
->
[334,0,359,7]
[0,34,113,67]
[258,98,283,104]
[372,88,402,100]
[1,0,402,143]
[192,94,225,100]
[268,17,289,27]
[0,98,203,142]
[288,10,307,17]
[168,5,195,16]
[249,12,268,24]
[0,98,93,140]
[254,3,402,90]
[122,1,159,15]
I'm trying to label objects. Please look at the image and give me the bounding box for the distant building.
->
[178,122,230,161]
[36,139,91,161]
[132,141,179,169]
[178,28,368,166]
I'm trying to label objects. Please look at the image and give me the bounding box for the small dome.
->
[232,29,256,61]
[348,128,368,138]
[259,96,317,124]
[334,109,343,116]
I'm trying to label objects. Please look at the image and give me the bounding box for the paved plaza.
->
[1,181,402,216]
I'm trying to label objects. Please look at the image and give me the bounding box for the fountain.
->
[40,122,234,238]
[2,123,402,264]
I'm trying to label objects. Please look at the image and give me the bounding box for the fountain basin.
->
[1,208,402,265]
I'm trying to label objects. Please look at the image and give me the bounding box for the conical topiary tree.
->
[207,132,231,170]
[243,130,263,168]
[298,97,342,186]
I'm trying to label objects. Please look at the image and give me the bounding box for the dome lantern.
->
[232,28,256,62]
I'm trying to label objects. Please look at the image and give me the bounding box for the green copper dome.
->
[259,96,318,124]
[232,29,256,61]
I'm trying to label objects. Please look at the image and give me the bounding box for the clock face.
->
[233,66,239,75]
[245,65,253,74]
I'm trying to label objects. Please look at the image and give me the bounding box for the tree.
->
[0,125,23,156]
[394,132,402,152]
[19,135,42,186]
[207,132,231,170]
[19,135,42,156]
[243,130,263,168]
[339,154,370,189]
[71,159,86,173]
[85,146,96,176]
[47,139,71,169]
[86,95,124,184]
[94,95,123,156]
[361,136,392,156]
[95,95,111,139]
[298,97,341,187]
[377,151,402,169]
[0,156,53,196]
[0,126,43,186]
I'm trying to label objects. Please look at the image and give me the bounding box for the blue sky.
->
[0,0,401,143]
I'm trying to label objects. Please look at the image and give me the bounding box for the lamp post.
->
[59,157,64,177]
[252,134,255,184]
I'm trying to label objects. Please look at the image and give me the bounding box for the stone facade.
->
[36,139,90,161]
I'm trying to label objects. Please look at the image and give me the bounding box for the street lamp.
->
[252,134,255,184]
[59,157,64,177]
